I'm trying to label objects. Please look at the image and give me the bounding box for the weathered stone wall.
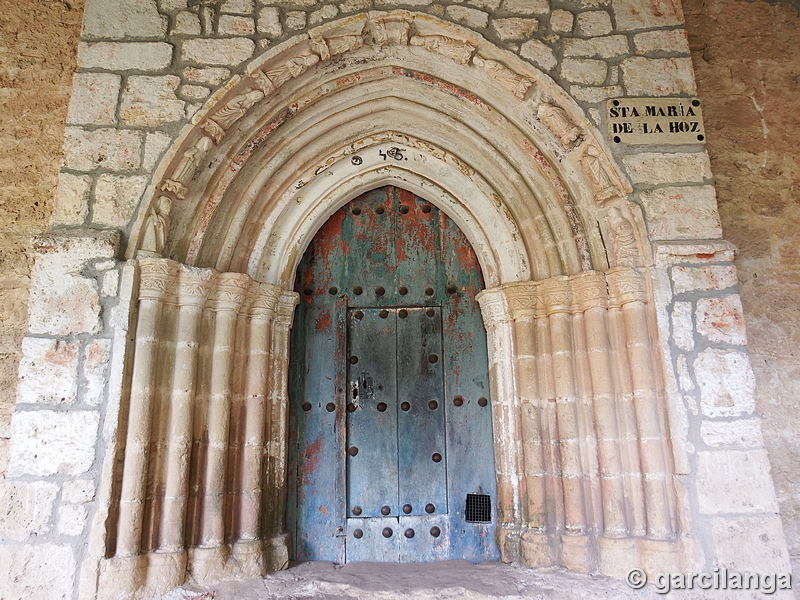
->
[0,0,85,489]
[684,0,800,577]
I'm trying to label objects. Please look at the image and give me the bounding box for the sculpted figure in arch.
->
[310,35,365,62]
[581,144,624,206]
[159,135,213,198]
[212,89,265,130]
[252,52,321,96]
[138,196,171,257]
[607,205,641,267]
[367,16,411,47]
[473,55,534,100]
[410,34,476,64]
[537,102,582,148]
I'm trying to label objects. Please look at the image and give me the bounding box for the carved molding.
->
[606,266,648,307]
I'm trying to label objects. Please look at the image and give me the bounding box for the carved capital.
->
[275,290,300,328]
[571,271,608,312]
[539,278,573,315]
[477,287,511,327]
[503,282,545,320]
[606,267,648,307]
[176,265,215,307]
[138,258,180,302]
[250,282,283,317]
[209,272,254,311]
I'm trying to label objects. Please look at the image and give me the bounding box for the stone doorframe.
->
[7,10,790,600]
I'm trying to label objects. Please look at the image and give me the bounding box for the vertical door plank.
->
[440,211,500,562]
[396,307,448,517]
[346,308,399,518]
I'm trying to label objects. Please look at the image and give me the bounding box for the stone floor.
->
[154,561,664,600]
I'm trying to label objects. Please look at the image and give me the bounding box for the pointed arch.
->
[128,11,645,286]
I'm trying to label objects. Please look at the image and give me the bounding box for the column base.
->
[559,533,595,572]
[520,530,556,568]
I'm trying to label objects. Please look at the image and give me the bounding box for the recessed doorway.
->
[288,186,499,563]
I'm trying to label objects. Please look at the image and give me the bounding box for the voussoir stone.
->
[181,38,256,66]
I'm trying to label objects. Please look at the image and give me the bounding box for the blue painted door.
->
[288,187,499,563]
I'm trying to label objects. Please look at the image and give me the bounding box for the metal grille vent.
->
[465,493,492,523]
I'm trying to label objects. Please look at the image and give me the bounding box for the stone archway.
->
[84,11,683,599]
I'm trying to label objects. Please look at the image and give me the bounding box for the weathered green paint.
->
[288,186,498,563]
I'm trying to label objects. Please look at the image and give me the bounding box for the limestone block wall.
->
[0,0,796,599]
[683,0,800,577]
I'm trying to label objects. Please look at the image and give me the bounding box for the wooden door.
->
[288,186,499,563]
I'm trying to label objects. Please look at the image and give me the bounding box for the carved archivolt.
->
[136,12,636,283]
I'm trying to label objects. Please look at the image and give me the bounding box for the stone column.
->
[158,269,212,558]
[504,282,555,568]
[608,267,676,541]
[261,290,298,571]
[116,259,178,560]
[194,274,250,575]
[232,283,281,574]
[477,286,524,563]
[573,272,629,537]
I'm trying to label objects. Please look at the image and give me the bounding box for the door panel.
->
[396,307,447,517]
[289,186,499,564]
[346,308,399,518]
